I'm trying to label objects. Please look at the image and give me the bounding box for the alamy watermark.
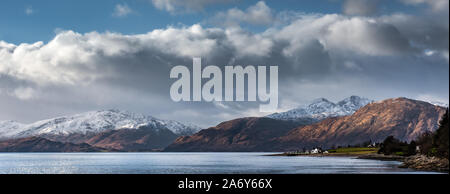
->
[170,58,278,112]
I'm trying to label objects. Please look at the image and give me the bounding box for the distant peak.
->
[267,96,373,121]
[343,95,363,101]
[98,109,126,114]
[105,108,121,112]
[338,96,371,104]
[348,95,362,100]
[311,98,332,104]
[93,109,149,118]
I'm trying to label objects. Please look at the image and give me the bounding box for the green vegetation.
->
[378,109,449,159]
[416,109,449,158]
[377,136,410,156]
[327,147,379,155]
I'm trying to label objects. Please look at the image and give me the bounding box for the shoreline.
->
[399,155,449,172]
[266,153,370,157]
[267,152,449,173]
[358,154,448,173]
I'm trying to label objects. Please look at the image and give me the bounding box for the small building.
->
[310,148,321,154]
[367,142,377,147]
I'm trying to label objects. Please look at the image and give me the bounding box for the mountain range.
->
[266,96,373,123]
[0,110,200,151]
[166,97,446,151]
[270,97,446,150]
[0,137,112,152]
[0,96,447,152]
[0,109,200,139]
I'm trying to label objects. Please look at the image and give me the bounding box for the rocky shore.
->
[358,154,449,172]
[399,155,449,172]
[271,152,449,172]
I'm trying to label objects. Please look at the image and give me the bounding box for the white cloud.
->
[400,0,449,13]
[443,51,449,62]
[0,41,15,51]
[151,0,236,14]
[378,13,448,61]
[275,14,415,57]
[225,27,273,57]
[25,6,34,15]
[113,4,132,17]
[1,13,445,87]
[212,1,274,26]
[325,16,414,56]
[0,25,224,85]
[10,87,35,100]
[0,32,104,85]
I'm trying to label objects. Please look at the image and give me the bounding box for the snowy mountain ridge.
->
[0,109,200,140]
[267,96,373,121]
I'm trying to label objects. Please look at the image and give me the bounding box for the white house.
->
[310,148,320,154]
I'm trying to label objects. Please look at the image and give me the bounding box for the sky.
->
[0,0,449,127]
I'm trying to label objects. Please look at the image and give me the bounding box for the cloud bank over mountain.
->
[0,1,448,127]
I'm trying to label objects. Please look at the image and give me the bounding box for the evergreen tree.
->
[433,109,449,158]
[407,140,417,156]
[416,131,433,156]
[378,136,407,155]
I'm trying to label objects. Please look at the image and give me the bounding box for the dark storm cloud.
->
[379,14,449,54]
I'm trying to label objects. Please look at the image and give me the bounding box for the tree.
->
[378,136,408,155]
[416,131,433,156]
[407,141,417,156]
[362,140,372,147]
[433,109,449,158]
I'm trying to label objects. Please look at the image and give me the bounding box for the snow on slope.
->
[0,120,27,139]
[267,96,373,121]
[0,109,200,140]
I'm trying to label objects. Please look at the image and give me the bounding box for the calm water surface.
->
[0,152,440,174]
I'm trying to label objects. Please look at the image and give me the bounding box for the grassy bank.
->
[327,147,379,155]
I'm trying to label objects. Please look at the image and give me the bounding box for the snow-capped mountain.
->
[0,109,200,140]
[0,120,27,139]
[267,96,373,121]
